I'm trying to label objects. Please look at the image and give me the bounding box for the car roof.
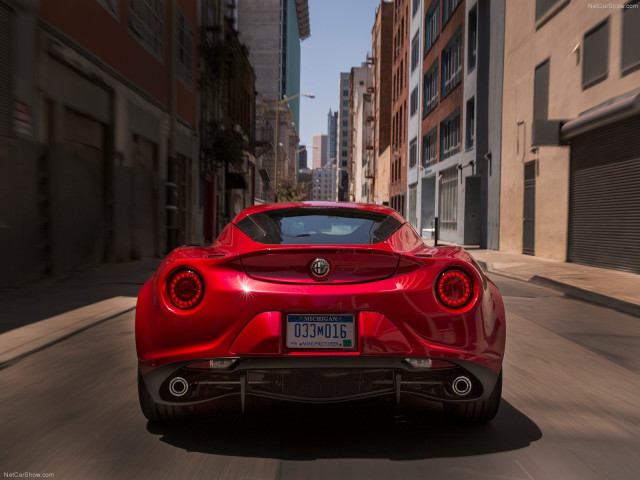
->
[231,202,406,224]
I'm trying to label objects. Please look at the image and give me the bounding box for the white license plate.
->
[286,314,355,349]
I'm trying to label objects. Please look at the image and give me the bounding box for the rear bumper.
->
[140,356,500,407]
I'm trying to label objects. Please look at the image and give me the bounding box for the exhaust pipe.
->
[169,377,189,397]
[452,376,472,396]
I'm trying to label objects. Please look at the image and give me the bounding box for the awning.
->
[561,88,640,141]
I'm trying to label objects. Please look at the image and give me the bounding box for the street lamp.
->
[274,92,315,201]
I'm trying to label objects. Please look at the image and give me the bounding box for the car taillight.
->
[436,269,473,309]
[167,269,204,309]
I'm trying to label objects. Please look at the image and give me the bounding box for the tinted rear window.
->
[236,207,403,245]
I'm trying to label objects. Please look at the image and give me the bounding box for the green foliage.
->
[276,180,308,202]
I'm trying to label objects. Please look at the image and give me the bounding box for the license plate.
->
[286,314,355,349]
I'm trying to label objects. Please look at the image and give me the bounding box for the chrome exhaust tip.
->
[452,376,472,396]
[169,377,189,397]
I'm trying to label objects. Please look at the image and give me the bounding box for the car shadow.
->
[146,397,542,460]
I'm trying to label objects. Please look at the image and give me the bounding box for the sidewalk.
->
[0,258,162,368]
[1,247,638,369]
[469,249,640,318]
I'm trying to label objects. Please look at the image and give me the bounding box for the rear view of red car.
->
[136,202,506,422]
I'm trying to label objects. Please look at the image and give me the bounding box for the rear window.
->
[235,207,403,245]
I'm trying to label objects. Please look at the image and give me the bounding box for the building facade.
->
[348,64,372,203]
[237,0,310,202]
[327,108,338,163]
[312,160,337,201]
[368,0,394,204]
[501,0,640,273]
[312,133,328,168]
[390,0,410,216]
[336,72,351,200]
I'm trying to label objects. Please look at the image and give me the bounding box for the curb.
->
[478,261,640,318]
[529,276,640,318]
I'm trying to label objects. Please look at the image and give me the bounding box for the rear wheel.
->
[138,369,189,422]
[443,370,502,423]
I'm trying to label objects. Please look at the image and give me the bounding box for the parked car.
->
[136,202,506,422]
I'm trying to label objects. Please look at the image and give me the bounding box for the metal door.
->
[523,161,536,255]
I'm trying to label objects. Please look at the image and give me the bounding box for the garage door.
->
[568,115,640,274]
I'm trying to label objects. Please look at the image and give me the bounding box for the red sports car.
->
[136,202,506,422]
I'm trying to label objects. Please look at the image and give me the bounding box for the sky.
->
[299,0,382,167]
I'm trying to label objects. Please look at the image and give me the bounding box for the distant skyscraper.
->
[237,0,310,201]
[298,145,308,170]
[327,109,338,162]
[312,134,328,169]
[337,72,350,201]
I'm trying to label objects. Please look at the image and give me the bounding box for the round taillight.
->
[436,269,473,309]
[168,269,204,309]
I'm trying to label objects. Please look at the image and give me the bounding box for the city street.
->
[1,274,639,480]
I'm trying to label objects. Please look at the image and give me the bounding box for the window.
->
[342,110,348,116]
[583,19,609,88]
[442,0,461,26]
[342,120,348,127]
[468,7,477,72]
[410,87,419,117]
[423,60,439,116]
[343,79,349,87]
[409,137,418,167]
[622,1,640,74]
[129,0,164,61]
[439,167,458,230]
[534,59,549,120]
[412,0,420,17]
[441,27,462,98]
[411,32,420,72]
[466,98,475,150]
[342,100,349,107]
[343,90,349,96]
[177,7,193,88]
[441,109,460,160]
[424,1,439,54]
[422,127,437,168]
[536,0,565,22]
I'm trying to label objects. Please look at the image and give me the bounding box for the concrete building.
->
[336,72,351,200]
[237,0,310,201]
[1,0,202,289]
[368,0,393,204]
[348,64,372,203]
[500,0,640,273]
[390,0,410,216]
[312,134,328,168]
[312,160,337,201]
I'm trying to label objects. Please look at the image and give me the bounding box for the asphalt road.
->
[1,274,639,480]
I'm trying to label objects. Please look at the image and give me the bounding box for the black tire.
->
[443,371,502,423]
[138,369,189,422]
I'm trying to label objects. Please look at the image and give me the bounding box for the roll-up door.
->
[568,115,640,274]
